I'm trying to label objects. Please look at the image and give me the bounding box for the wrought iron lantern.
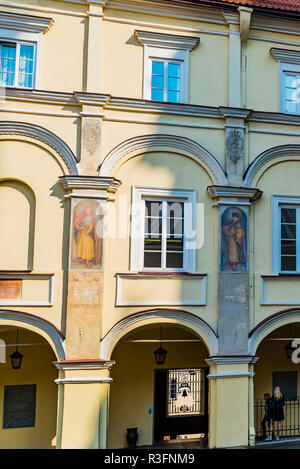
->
[154,328,168,365]
[10,329,23,370]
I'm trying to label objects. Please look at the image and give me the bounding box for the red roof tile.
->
[210,0,300,13]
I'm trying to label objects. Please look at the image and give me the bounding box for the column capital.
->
[59,175,122,199]
[206,355,259,365]
[207,185,262,206]
[53,359,115,370]
[219,106,252,120]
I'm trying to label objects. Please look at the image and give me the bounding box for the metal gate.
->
[254,397,300,438]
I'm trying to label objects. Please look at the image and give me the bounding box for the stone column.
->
[54,359,114,449]
[59,175,121,360]
[248,358,259,446]
[206,356,258,448]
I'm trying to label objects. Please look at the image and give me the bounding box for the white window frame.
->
[135,30,199,104]
[130,186,197,272]
[271,195,300,273]
[271,48,300,114]
[0,37,37,89]
[144,47,187,103]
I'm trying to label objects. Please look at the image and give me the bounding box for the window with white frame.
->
[271,48,300,114]
[0,41,36,88]
[135,30,199,104]
[272,195,300,273]
[0,12,53,90]
[131,187,197,272]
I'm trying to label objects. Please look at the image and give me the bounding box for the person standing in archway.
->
[265,386,285,441]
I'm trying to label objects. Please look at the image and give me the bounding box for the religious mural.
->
[70,199,104,270]
[220,206,248,272]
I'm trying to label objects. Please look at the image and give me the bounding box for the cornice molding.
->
[0,10,54,34]
[59,175,121,193]
[243,144,300,187]
[251,14,300,37]
[106,97,220,117]
[99,134,228,185]
[4,88,77,106]
[249,110,300,126]
[271,47,300,65]
[106,0,226,25]
[207,372,251,379]
[135,29,199,50]
[222,10,240,25]
[207,185,262,202]
[0,121,78,173]
[54,359,115,370]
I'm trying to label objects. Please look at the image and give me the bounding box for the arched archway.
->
[103,310,217,448]
[0,312,65,448]
[98,134,228,186]
[249,310,300,441]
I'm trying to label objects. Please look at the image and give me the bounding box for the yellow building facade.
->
[2,0,300,449]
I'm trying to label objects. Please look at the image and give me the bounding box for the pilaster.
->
[86,0,107,93]
[59,175,121,360]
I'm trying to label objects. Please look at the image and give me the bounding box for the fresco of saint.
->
[221,211,247,271]
[73,205,98,268]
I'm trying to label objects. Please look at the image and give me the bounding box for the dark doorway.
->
[153,367,208,443]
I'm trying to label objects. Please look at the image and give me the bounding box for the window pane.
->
[167,217,184,236]
[144,236,162,251]
[18,45,34,88]
[0,43,16,86]
[281,224,296,239]
[145,201,163,218]
[152,61,164,75]
[167,201,184,219]
[166,252,183,268]
[145,217,162,235]
[281,255,296,271]
[168,77,180,91]
[281,240,296,255]
[20,44,34,60]
[166,237,184,252]
[285,100,297,113]
[151,88,164,101]
[144,251,162,268]
[285,73,297,88]
[281,208,296,224]
[151,75,164,89]
[168,63,180,78]
[167,90,179,103]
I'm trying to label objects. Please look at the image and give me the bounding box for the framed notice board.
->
[3,384,36,429]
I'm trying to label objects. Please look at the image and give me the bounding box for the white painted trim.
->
[260,276,300,305]
[0,309,65,360]
[100,309,218,358]
[99,134,227,186]
[248,309,300,355]
[0,275,53,306]
[249,129,300,137]
[207,372,251,379]
[0,2,87,18]
[135,30,198,104]
[271,195,300,274]
[243,145,300,188]
[115,273,206,306]
[130,186,197,272]
[103,116,224,130]
[0,12,53,34]
[0,121,78,173]
[55,377,113,385]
